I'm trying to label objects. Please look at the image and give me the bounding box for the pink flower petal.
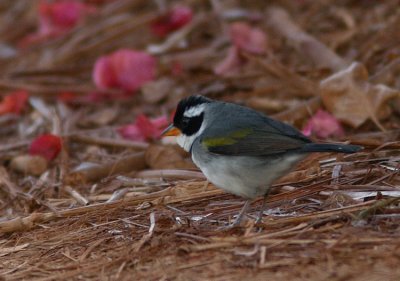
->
[214,22,268,76]
[19,0,95,47]
[151,6,193,38]
[151,116,169,131]
[118,123,146,142]
[29,134,62,161]
[0,90,29,115]
[214,47,243,75]
[93,49,157,93]
[38,0,96,33]
[118,114,169,142]
[230,22,268,54]
[302,109,345,139]
[93,56,117,90]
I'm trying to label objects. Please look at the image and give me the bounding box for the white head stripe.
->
[183,104,205,118]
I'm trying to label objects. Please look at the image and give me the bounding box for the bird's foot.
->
[217,200,253,231]
[255,214,263,225]
[217,217,245,231]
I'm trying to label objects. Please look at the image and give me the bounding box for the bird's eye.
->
[182,117,190,127]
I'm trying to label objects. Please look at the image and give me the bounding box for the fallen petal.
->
[0,90,29,115]
[118,124,146,142]
[93,56,117,90]
[214,47,243,75]
[38,0,96,33]
[20,0,96,47]
[118,114,169,142]
[151,6,193,38]
[230,21,268,54]
[29,134,63,161]
[93,49,157,93]
[302,109,345,139]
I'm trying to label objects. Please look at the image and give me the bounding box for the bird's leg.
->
[231,199,251,227]
[256,189,271,224]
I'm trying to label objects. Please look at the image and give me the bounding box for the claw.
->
[217,200,251,230]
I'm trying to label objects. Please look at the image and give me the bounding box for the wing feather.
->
[200,102,311,156]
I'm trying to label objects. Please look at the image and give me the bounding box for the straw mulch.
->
[1,1,400,280]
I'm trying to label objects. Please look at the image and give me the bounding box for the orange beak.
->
[162,124,181,136]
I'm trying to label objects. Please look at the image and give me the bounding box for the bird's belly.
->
[192,153,304,199]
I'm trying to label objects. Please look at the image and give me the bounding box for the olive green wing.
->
[200,113,311,156]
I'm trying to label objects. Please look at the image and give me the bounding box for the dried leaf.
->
[10,155,48,176]
[80,107,118,127]
[320,62,399,130]
[145,144,195,169]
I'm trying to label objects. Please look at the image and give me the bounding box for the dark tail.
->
[301,143,363,154]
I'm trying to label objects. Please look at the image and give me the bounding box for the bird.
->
[162,95,362,227]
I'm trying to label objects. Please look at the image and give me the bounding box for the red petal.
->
[20,1,95,47]
[118,115,168,141]
[135,114,159,139]
[0,90,29,115]
[57,92,79,104]
[92,49,157,93]
[150,116,169,138]
[151,6,193,37]
[118,124,146,142]
[302,109,345,139]
[229,22,268,54]
[29,134,62,161]
[93,56,117,90]
[39,0,96,33]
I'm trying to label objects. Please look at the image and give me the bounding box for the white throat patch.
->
[176,132,200,152]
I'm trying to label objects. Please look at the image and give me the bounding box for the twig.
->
[106,188,130,203]
[272,96,321,124]
[70,134,149,150]
[356,197,400,220]
[135,169,206,180]
[266,7,348,71]
[132,212,156,252]
[79,238,107,262]
[0,140,30,153]
[147,14,206,55]
[63,185,89,206]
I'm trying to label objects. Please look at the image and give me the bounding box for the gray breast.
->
[191,139,304,199]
